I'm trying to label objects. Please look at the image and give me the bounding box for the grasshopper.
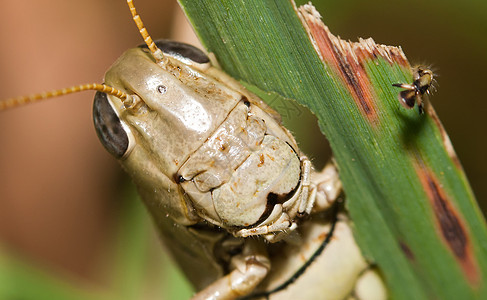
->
[0,1,386,299]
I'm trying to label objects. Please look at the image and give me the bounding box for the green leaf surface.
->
[178,0,487,299]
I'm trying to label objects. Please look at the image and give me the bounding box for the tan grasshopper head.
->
[94,38,250,225]
[0,0,308,238]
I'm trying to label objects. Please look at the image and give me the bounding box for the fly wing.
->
[398,89,417,109]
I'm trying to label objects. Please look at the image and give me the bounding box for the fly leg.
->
[191,239,270,300]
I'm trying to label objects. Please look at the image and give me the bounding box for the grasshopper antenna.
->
[127,0,167,64]
[0,84,132,111]
[0,0,157,112]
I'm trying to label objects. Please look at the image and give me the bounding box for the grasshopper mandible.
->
[0,1,387,299]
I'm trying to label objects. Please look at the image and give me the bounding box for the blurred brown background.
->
[0,0,188,287]
[0,0,485,293]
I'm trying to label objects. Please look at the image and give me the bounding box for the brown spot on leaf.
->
[258,153,265,167]
[399,241,415,261]
[297,5,408,125]
[305,20,375,119]
[415,163,480,286]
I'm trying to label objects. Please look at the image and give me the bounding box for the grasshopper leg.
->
[309,160,342,213]
[191,240,270,300]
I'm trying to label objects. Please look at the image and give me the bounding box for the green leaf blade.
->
[179,0,487,299]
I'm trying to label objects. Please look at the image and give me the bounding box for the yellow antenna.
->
[127,0,166,64]
[0,84,129,111]
[0,0,158,112]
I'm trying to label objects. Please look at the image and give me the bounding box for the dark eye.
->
[139,39,210,64]
[93,91,129,159]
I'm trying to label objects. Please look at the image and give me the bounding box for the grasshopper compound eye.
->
[93,91,135,159]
